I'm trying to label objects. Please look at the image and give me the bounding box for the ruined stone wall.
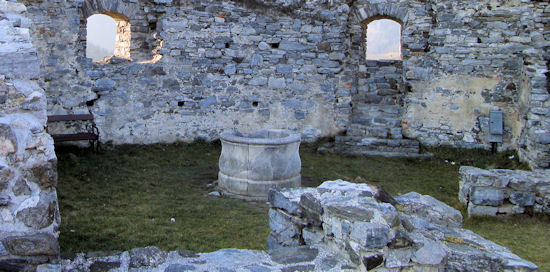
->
[23,0,351,144]
[20,0,550,167]
[268,180,538,271]
[0,1,60,270]
[459,166,550,217]
[347,0,549,167]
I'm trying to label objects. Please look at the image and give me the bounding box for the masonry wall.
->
[0,1,60,270]
[20,0,550,168]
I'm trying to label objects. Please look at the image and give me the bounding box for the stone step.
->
[336,147,434,158]
[335,136,421,154]
[347,124,403,139]
[353,104,403,116]
[351,116,402,128]
[352,94,400,105]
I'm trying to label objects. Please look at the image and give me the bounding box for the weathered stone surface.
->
[129,246,167,268]
[349,222,389,248]
[268,208,301,241]
[12,177,32,196]
[509,192,536,206]
[268,187,314,215]
[470,187,505,206]
[2,233,59,256]
[269,246,318,264]
[411,241,447,265]
[29,160,58,189]
[89,261,121,272]
[164,263,196,272]
[16,190,58,229]
[0,164,14,191]
[299,192,323,227]
[396,192,463,228]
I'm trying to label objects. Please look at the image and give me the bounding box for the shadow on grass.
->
[56,141,547,270]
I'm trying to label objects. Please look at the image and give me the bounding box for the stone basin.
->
[218,129,301,201]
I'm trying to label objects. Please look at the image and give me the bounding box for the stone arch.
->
[349,3,409,62]
[354,4,408,26]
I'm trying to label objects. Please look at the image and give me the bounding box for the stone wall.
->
[0,1,60,271]
[268,180,538,271]
[17,0,550,168]
[459,166,550,217]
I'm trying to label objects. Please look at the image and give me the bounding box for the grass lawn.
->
[56,141,549,270]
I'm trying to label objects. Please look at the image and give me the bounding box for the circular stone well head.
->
[218,129,301,201]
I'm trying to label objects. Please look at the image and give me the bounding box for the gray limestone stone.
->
[258,42,270,51]
[509,192,536,206]
[89,261,121,272]
[36,264,61,272]
[268,209,300,240]
[279,40,310,51]
[16,190,58,229]
[396,192,463,228]
[299,192,323,227]
[468,204,498,216]
[385,248,414,269]
[302,227,323,245]
[2,233,59,256]
[93,78,116,92]
[411,241,447,265]
[268,187,314,215]
[245,264,271,272]
[164,264,196,271]
[280,264,314,272]
[268,77,286,89]
[269,246,318,265]
[470,187,505,207]
[28,160,57,189]
[129,246,167,268]
[350,222,389,248]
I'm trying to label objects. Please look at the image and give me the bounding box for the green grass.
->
[56,141,549,270]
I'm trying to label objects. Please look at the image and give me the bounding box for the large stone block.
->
[299,192,323,227]
[268,208,301,240]
[27,159,57,189]
[16,190,59,229]
[129,246,167,268]
[396,192,463,228]
[2,233,59,256]
[469,187,504,207]
[509,192,536,206]
[349,222,390,248]
[268,187,314,215]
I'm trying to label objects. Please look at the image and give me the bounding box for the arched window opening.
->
[365,19,402,61]
[86,13,131,62]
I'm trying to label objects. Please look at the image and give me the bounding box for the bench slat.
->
[51,133,99,142]
[48,114,94,122]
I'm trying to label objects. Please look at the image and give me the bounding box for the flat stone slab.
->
[60,245,355,272]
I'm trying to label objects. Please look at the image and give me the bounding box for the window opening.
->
[365,19,402,60]
[86,13,131,62]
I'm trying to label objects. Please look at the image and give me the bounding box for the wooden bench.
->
[47,113,99,151]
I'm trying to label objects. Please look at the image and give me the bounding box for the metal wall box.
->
[489,110,503,143]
